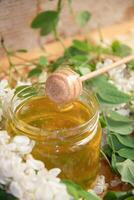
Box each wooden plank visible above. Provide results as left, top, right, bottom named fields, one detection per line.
left=0, top=0, right=134, bottom=55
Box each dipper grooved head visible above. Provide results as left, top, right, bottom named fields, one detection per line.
left=45, top=68, right=82, bottom=104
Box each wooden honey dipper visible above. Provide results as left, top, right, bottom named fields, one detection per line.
left=46, top=54, right=134, bottom=104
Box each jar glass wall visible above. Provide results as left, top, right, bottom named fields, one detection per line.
left=7, top=83, right=102, bottom=189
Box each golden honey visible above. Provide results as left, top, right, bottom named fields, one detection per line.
left=7, top=84, right=102, bottom=189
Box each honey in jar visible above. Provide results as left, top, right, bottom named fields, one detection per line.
left=7, top=83, right=102, bottom=189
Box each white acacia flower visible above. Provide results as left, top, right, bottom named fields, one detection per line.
left=35, top=180, right=69, bottom=200
left=0, top=130, right=10, bottom=144
left=17, top=81, right=31, bottom=87
left=38, top=71, right=48, bottom=83
left=0, top=79, right=8, bottom=96
left=25, top=155, right=44, bottom=171
left=11, top=136, right=35, bottom=155
left=93, top=175, right=108, bottom=195
left=116, top=108, right=130, bottom=116
left=0, top=80, right=13, bottom=115
left=1, top=89, right=15, bottom=118
left=98, top=59, right=134, bottom=94
left=0, top=147, right=22, bottom=185
left=9, top=181, right=23, bottom=199
left=0, top=131, right=71, bottom=200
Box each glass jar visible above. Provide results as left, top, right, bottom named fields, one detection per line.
left=7, top=83, right=102, bottom=189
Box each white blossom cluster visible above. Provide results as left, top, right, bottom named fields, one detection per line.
left=0, top=130, right=71, bottom=200
left=93, top=175, right=108, bottom=195
left=0, top=79, right=14, bottom=120
left=96, top=58, right=134, bottom=94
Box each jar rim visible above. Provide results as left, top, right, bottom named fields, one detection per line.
left=9, top=83, right=99, bottom=138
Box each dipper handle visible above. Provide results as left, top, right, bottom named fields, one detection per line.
left=80, top=54, right=134, bottom=82
left=45, top=54, right=134, bottom=104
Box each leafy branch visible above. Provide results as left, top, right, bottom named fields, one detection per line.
left=0, top=37, right=48, bottom=85
left=1, top=36, right=14, bottom=86
left=31, top=0, right=91, bottom=49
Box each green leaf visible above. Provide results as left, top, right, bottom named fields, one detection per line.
left=106, top=118, right=133, bottom=135
left=40, top=24, right=54, bottom=36
left=111, top=153, right=118, bottom=173
left=15, top=85, right=31, bottom=95
left=63, top=181, right=79, bottom=200
left=16, top=49, right=28, bottom=53
left=99, top=114, right=107, bottom=128
left=31, top=11, right=59, bottom=35
left=112, top=133, right=134, bottom=148
left=128, top=60, right=134, bottom=70
left=118, top=148, right=134, bottom=160
left=39, top=56, right=48, bottom=67
left=62, top=180, right=101, bottom=200
left=96, top=94, right=117, bottom=106
left=111, top=40, right=132, bottom=57
left=71, top=40, right=111, bottom=55
left=15, top=85, right=37, bottom=98
left=0, top=188, right=17, bottom=200
left=72, top=40, right=90, bottom=52
left=104, top=191, right=133, bottom=200
left=64, top=47, right=81, bottom=57
left=104, top=191, right=118, bottom=200
left=50, top=56, right=67, bottom=71
left=88, top=75, right=108, bottom=88
left=106, top=110, right=131, bottom=122
left=89, top=75, right=130, bottom=104
left=89, top=63, right=96, bottom=71
left=69, top=54, right=92, bottom=75
left=78, top=66, right=91, bottom=75
left=28, top=68, right=42, bottom=77
left=116, top=159, right=134, bottom=186
left=69, top=55, right=89, bottom=65
left=107, top=134, right=125, bottom=151
left=125, top=197, right=134, bottom=200
left=98, top=89, right=130, bottom=105
left=80, top=190, right=101, bottom=200
left=103, top=144, right=112, bottom=158
left=31, top=10, right=58, bottom=28
left=76, top=11, right=91, bottom=26
left=111, top=153, right=125, bottom=173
